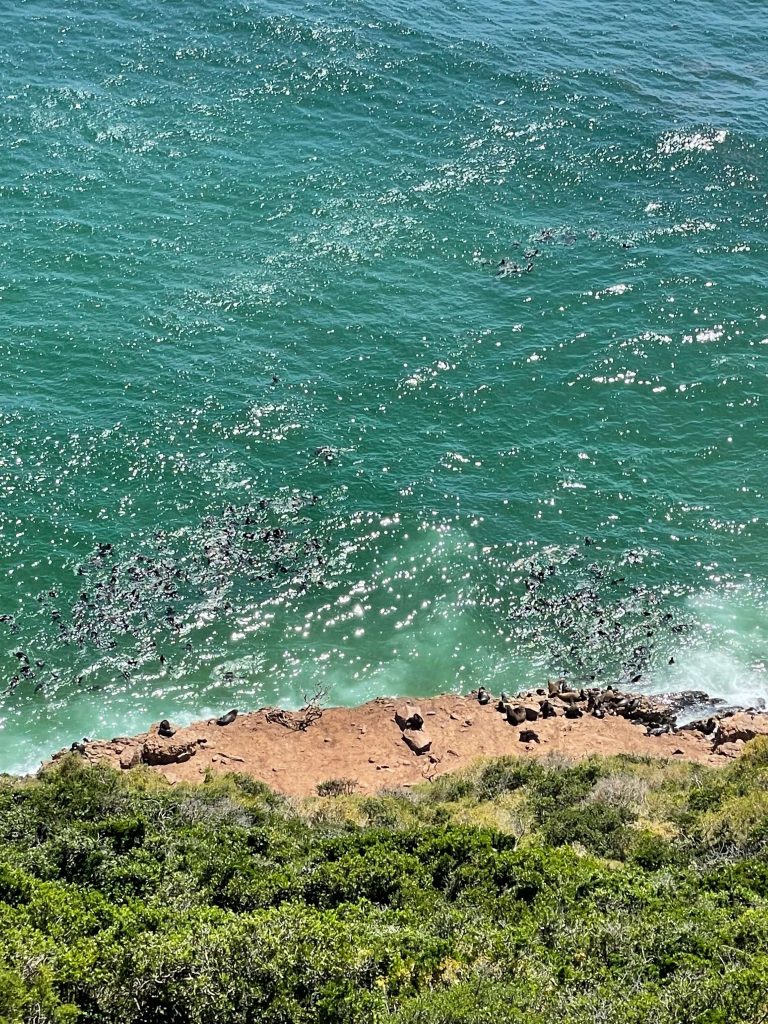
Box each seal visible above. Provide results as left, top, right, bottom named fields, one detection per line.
left=477, top=687, right=491, bottom=706
left=158, top=719, right=176, bottom=738
left=560, top=690, right=580, bottom=705
left=216, top=709, right=238, bottom=727
left=646, top=725, right=669, bottom=737
left=506, top=705, right=527, bottom=726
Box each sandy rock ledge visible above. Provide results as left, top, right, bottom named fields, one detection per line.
left=48, top=687, right=768, bottom=797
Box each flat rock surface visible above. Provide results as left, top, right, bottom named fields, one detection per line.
left=49, top=691, right=744, bottom=796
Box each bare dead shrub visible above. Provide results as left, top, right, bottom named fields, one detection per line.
left=265, top=687, right=328, bottom=731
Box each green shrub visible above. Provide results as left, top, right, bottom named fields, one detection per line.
left=529, top=758, right=609, bottom=819
left=0, top=754, right=765, bottom=1022
left=303, top=847, right=428, bottom=909
left=475, top=757, right=545, bottom=800
left=414, top=825, right=516, bottom=897
left=628, top=830, right=683, bottom=870
left=541, top=802, right=632, bottom=858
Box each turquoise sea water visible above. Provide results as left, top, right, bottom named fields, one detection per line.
left=2, top=0, right=768, bottom=772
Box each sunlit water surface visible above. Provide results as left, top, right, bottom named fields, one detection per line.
left=2, top=0, right=768, bottom=771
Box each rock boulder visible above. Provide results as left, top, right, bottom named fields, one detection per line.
left=713, top=712, right=768, bottom=750
left=402, top=729, right=432, bottom=754
left=141, top=736, right=198, bottom=765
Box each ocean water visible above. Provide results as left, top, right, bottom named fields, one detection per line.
left=2, top=0, right=768, bottom=773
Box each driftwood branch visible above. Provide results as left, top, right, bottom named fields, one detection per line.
left=265, top=687, right=328, bottom=732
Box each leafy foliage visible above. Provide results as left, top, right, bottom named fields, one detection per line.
left=0, top=749, right=767, bottom=1022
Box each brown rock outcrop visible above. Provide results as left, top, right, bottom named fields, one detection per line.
left=43, top=688, right=763, bottom=798
left=141, top=736, right=199, bottom=765
left=713, top=712, right=768, bottom=750
left=119, top=747, right=141, bottom=770
left=402, top=729, right=432, bottom=755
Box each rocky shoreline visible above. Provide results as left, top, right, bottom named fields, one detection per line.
left=49, top=683, right=768, bottom=796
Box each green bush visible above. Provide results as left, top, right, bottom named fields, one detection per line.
left=303, top=847, right=428, bottom=908
left=541, top=802, right=632, bottom=858
left=0, top=753, right=765, bottom=1022
left=474, top=757, right=545, bottom=800
left=627, top=830, right=682, bottom=870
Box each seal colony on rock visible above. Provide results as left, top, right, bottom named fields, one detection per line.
left=46, top=685, right=768, bottom=797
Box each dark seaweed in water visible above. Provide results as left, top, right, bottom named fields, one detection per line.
left=5, top=492, right=327, bottom=694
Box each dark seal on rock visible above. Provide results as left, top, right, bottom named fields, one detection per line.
left=506, top=705, right=527, bottom=726
left=158, top=719, right=176, bottom=738
left=680, top=716, right=717, bottom=736
left=540, top=700, right=557, bottom=719
left=395, top=704, right=424, bottom=731
left=216, top=709, right=238, bottom=727
left=519, top=728, right=540, bottom=744
left=564, top=705, right=583, bottom=719
left=477, top=687, right=491, bottom=705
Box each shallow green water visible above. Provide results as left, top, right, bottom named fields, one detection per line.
left=2, top=0, right=768, bottom=772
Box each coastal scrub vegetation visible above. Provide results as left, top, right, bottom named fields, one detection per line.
left=1, top=746, right=768, bottom=1022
